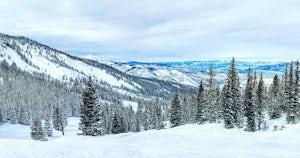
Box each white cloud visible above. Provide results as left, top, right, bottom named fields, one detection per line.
left=1, top=0, right=300, bottom=61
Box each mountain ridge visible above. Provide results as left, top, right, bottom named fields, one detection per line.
left=0, top=33, right=195, bottom=103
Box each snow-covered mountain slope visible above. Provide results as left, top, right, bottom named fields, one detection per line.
left=0, top=33, right=193, bottom=100
left=85, top=55, right=289, bottom=87
left=1, top=117, right=299, bottom=158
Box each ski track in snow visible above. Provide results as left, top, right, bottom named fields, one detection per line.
left=0, top=117, right=300, bottom=158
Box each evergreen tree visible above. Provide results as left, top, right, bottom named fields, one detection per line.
left=133, top=101, right=142, bottom=132
left=244, top=68, right=255, bottom=132
left=19, top=107, right=30, bottom=125
left=287, top=61, right=298, bottom=124
left=52, top=106, right=67, bottom=135
left=256, top=73, right=265, bottom=130
left=154, top=98, right=164, bottom=129
left=31, top=116, right=47, bottom=141
left=79, top=76, right=103, bottom=136
left=195, top=81, right=205, bottom=123
left=222, top=81, right=235, bottom=129
left=111, top=112, right=121, bottom=134
left=143, top=102, right=152, bottom=130
left=294, top=60, right=300, bottom=119
left=44, top=112, right=53, bottom=137
left=205, top=65, right=218, bottom=123
left=0, top=108, right=4, bottom=124
left=170, top=90, right=182, bottom=127
left=269, top=74, right=282, bottom=119
left=215, top=85, right=222, bottom=120
left=10, top=107, right=17, bottom=124
left=227, top=57, right=243, bottom=127
left=283, top=64, right=289, bottom=113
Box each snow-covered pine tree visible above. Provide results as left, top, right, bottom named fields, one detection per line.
left=215, top=84, right=222, bottom=121
left=195, top=80, right=205, bottom=123
left=154, top=98, right=164, bottom=129
left=133, top=101, right=142, bottom=132
left=149, top=101, right=156, bottom=130
left=244, top=68, right=255, bottom=132
left=256, top=73, right=265, bottom=130
left=93, top=103, right=106, bottom=136
left=205, top=65, right=218, bottom=123
left=283, top=64, right=289, bottom=113
left=44, top=111, right=53, bottom=137
left=111, top=112, right=121, bottom=134
left=286, top=61, right=297, bottom=124
left=52, top=106, right=67, bottom=135
left=268, top=74, right=282, bottom=119
left=227, top=57, right=243, bottom=127
left=126, top=106, right=135, bottom=132
left=0, top=108, right=4, bottom=124
left=143, top=102, right=152, bottom=130
left=10, top=106, right=17, bottom=124
left=80, top=76, right=103, bottom=136
left=170, top=90, right=182, bottom=127
left=31, top=116, right=47, bottom=141
left=19, top=107, right=30, bottom=125
left=294, top=60, right=300, bottom=119
left=222, top=80, right=235, bottom=129
left=119, top=115, right=126, bottom=133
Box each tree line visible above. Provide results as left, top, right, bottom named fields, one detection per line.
left=1, top=57, right=299, bottom=141
left=78, top=57, right=300, bottom=139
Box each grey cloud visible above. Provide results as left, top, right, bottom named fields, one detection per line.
left=1, top=0, right=300, bottom=61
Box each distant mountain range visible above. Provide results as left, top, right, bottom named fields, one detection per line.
left=85, top=55, right=289, bottom=87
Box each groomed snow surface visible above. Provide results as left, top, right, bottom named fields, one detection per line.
left=0, top=118, right=300, bottom=158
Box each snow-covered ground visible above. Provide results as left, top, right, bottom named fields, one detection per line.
left=1, top=118, right=300, bottom=158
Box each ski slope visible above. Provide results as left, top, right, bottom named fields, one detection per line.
left=0, top=118, right=300, bottom=158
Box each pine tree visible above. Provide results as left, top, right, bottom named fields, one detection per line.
left=0, top=108, right=4, bottom=124
left=154, top=98, right=164, bottom=129
left=31, top=116, right=47, bottom=141
left=44, top=112, right=53, bottom=137
left=143, top=103, right=152, bottom=130
left=286, top=61, right=297, bottom=124
left=170, top=90, right=182, bottom=127
left=244, top=68, right=255, bottom=132
left=19, top=107, right=30, bottom=125
left=205, top=65, right=218, bottom=123
left=195, top=81, right=205, bottom=123
left=215, top=85, right=222, bottom=120
left=294, top=60, right=300, bottom=119
left=227, top=57, right=243, bottom=127
left=52, top=106, right=67, bottom=135
left=80, top=76, right=103, bottom=136
left=269, top=74, right=282, bottom=119
left=222, top=81, right=235, bottom=129
left=133, top=101, right=142, bottom=132
left=111, top=112, right=121, bottom=134
left=10, top=107, right=17, bottom=124
left=256, top=73, right=265, bottom=130
left=283, top=64, right=289, bottom=113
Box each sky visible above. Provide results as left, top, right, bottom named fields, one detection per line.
left=1, top=0, right=300, bottom=62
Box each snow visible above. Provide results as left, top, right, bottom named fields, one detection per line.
left=1, top=117, right=300, bottom=158
left=0, top=40, right=138, bottom=91
left=122, top=100, right=138, bottom=111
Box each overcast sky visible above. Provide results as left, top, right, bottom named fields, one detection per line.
left=1, top=0, right=300, bottom=61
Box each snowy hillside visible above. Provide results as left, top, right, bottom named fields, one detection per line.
left=85, top=55, right=289, bottom=87
left=1, top=117, right=299, bottom=158
left=0, top=33, right=193, bottom=101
